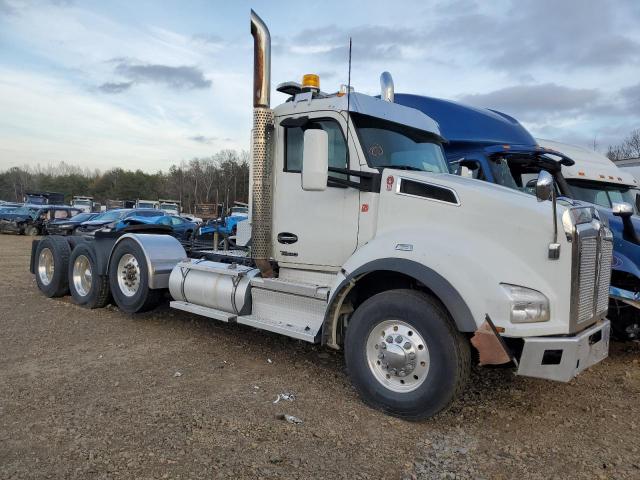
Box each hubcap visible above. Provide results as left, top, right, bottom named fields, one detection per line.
left=37, top=248, right=54, bottom=286
left=366, top=319, right=430, bottom=393
left=72, top=254, right=92, bottom=297
left=117, top=253, right=140, bottom=297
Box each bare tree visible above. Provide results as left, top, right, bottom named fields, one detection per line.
left=607, top=129, right=640, bottom=161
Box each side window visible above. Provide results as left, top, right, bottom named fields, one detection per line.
left=284, top=119, right=348, bottom=178
left=54, top=210, right=68, bottom=219
left=171, top=216, right=183, bottom=226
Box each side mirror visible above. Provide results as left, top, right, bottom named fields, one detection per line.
left=535, top=170, right=554, bottom=202
left=612, top=202, right=634, bottom=218
left=301, top=129, right=328, bottom=191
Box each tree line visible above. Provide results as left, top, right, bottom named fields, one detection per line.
left=0, top=150, right=250, bottom=212
left=607, top=129, right=640, bottom=162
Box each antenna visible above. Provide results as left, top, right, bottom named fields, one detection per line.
left=345, top=37, right=352, bottom=152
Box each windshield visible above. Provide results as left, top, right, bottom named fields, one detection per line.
left=352, top=113, right=448, bottom=173
left=160, top=204, right=178, bottom=212
left=74, top=199, right=91, bottom=206
left=138, top=201, right=156, bottom=209
left=93, top=210, right=130, bottom=222
left=568, top=180, right=638, bottom=213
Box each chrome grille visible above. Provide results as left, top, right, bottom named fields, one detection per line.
left=571, top=216, right=613, bottom=330
left=577, top=237, right=597, bottom=323
left=596, top=233, right=613, bottom=315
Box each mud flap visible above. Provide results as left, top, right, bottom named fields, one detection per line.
left=470, top=315, right=514, bottom=366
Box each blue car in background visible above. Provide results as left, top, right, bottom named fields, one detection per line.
left=115, top=214, right=198, bottom=241
left=76, top=208, right=164, bottom=235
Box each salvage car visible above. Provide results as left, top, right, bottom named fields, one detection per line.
left=46, top=212, right=100, bottom=236
left=75, top=208, right=164, bottom=235
left=115, top=214, right=198, bottom=241
left=0, top=205, right=82, bottom=235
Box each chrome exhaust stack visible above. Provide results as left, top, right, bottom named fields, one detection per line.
left=380, top=71, right=394, bottom=102
left=250, top=10, right=274, bottom=277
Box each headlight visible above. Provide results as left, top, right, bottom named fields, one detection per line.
left=500, top=284, right=550, bottom=323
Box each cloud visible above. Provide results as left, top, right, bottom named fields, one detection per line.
left=426, top=0, right=640, bottom=71
left=459, top=83, right=601, bottom=120
left=0, top=0, right=16, bottom=15
left=621, top=83, right=640, bottom=104
left=98, top=81, right=133, bottom=94
left=113, top=60, right=211, bottom=90
left=192, top=33, right=224, bottom=46
left=189, top=135, right=217, bottom=144
left=288, top=24, right=427, bottom=63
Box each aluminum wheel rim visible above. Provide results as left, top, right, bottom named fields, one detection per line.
left=72, top=254, right=92, bottom=297
left=37, top=248, right=54, bottom=286
left=366, top=319, right=430, bottom=393
left=117, top=253, right=140, bottom=297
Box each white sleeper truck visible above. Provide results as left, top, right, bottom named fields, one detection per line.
left=30, top=11, right=612, bottom=419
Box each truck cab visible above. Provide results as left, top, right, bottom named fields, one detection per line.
left=538, top=139, right=640, bottom=340
left=71, top=196, right=94, bottom=213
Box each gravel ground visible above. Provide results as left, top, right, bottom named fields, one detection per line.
left=0, top=234, right=639, bottom=479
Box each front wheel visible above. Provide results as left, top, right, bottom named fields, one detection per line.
left=344, top=289, right=470, bottom=420
left=25, top=225, right=39, bottom=236
left=108, top=239, right=162, bottom=313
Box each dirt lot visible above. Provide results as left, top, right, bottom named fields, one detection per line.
left=0, top=235, right=639, bottom=479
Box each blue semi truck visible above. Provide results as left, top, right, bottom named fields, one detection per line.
left=394, top=94, right=640, bottom=340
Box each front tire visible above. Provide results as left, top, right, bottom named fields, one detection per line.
left=344, top=289, right=470, bottom=420
left=34, top=236, right=71, bottom=297
left=108, top=239, right=162, bottom=313
left=68, top=243, right=111, bottom=309
left=25, top=225, right=39, bottom=236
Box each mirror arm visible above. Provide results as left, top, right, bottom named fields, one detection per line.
left=549, top=185, right=561, bottom=260
left=327, top=167, right=382, bottom=192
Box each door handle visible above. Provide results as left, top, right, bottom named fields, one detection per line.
left=277, top=232, right=298, bottom=244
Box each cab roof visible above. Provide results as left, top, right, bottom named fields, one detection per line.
left=537, top=138, right=638, bottom=187
left=393, top=94, right=536, bottom=146
left=274, top=91, right=442, bottom=140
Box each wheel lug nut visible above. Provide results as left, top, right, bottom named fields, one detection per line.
left=381, top=343, right=387, bottom=350
left=395, top=336, right=403, bottom=343
left=408, top=352, right=416, bottom=359
left=386, top=336, right=393, bottom=343
left=378, top=353, right=384, bottom=359
left=399, top=369, right=405, bottom=377
left=403, top=342, right=411, bottom=350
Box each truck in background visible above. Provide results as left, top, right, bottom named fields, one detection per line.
left=393, top=94, right=634, bottom=341
left=136, top=199, right=159, bottom=209
left=28, top=11, right=612, bottom=419
left=24, top=191, right=65, bottom=206
left=71, top=196, right=94, bottom=213
left=537, top=139, right=640, bottom=340
left=616, top=158, right=640, bottom=182
left=158, top=199, right=181, bottom=215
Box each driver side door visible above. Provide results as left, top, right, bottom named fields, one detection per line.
left=272, top=112, right=360, bottom=269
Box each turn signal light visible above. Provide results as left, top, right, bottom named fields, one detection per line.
left=302, top=73, right=320, bottom=90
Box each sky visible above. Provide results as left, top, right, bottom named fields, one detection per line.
left=0, top=0, right=639, bottom=172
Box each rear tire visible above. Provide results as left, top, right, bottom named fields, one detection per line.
left=344, top=289, right=470, bottom=420
left=68, top=243, right=111, bottom=309
left=108, top=239, right=162, bottom=313
left=25, top=225, right=39, bottom=236
left=34, top=236, right=71, bottom=297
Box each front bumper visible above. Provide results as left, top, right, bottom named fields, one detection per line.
left=517, top=319, right=610, bottom=382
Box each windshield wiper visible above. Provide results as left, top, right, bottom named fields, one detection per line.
left=374, top=164, right=423, bottom=171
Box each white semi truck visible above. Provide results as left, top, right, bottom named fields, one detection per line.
left=71, top=196, right=94, bottom=213
left=29, top=11, right=612, bottom=419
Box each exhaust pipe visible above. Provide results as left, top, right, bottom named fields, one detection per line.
left=380, top=72, right=394, bottom=102
left=250, top=10, right=274, bottom=277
